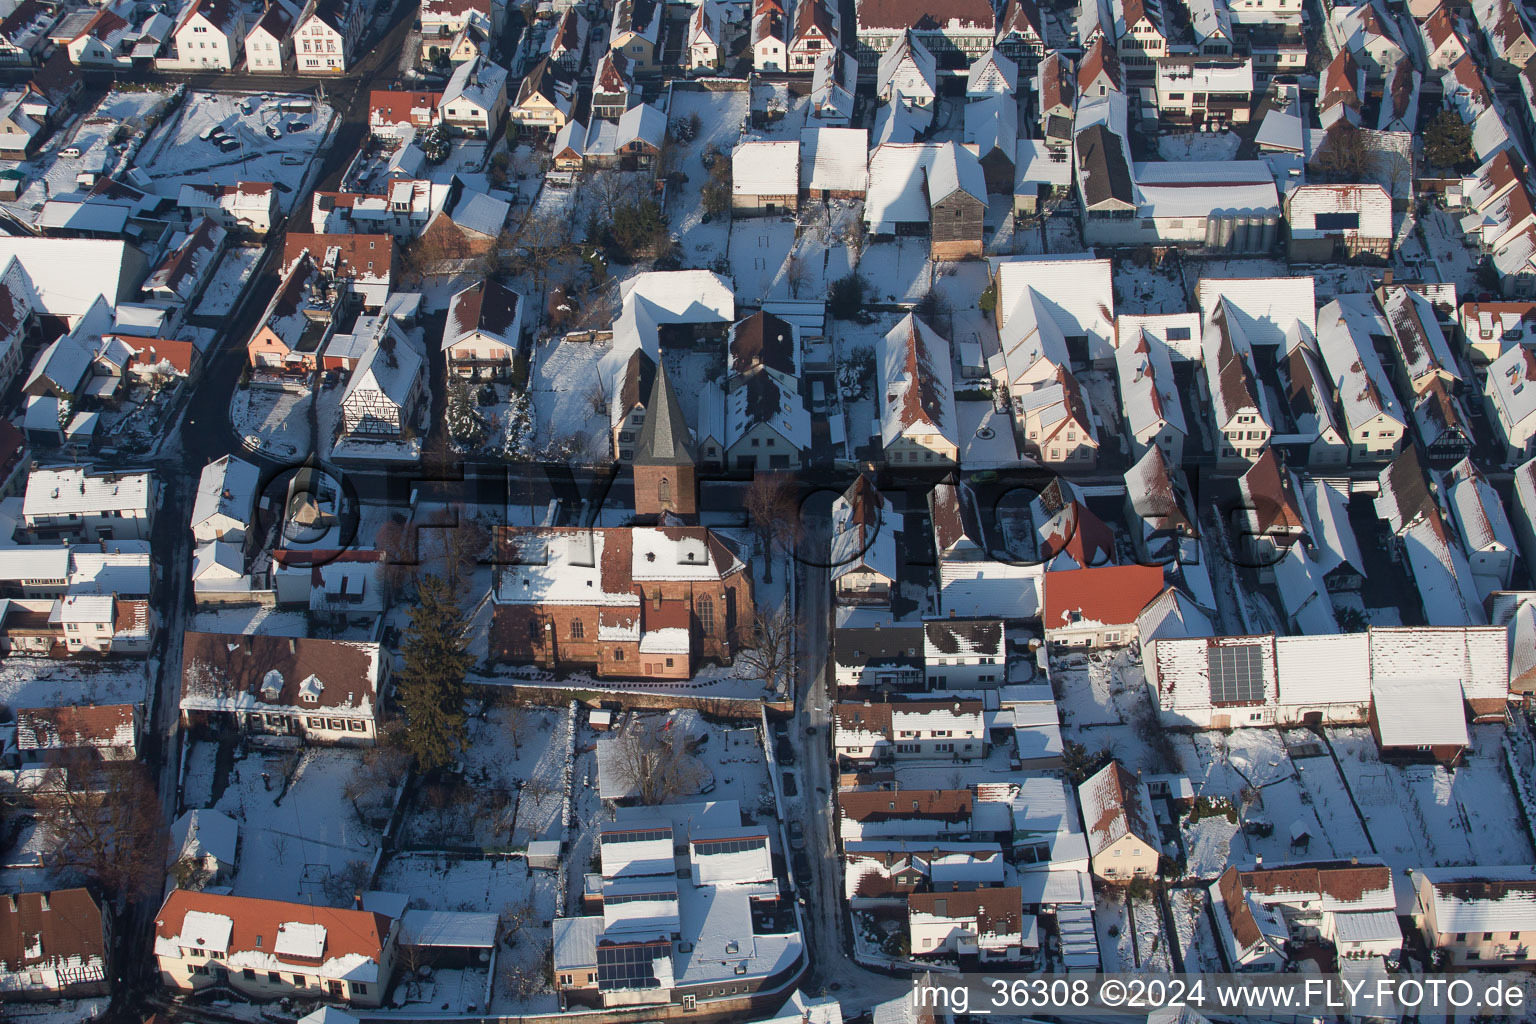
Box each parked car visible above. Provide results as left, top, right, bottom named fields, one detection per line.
left=793, top=852, right=812, bottom=888
left=788, top=821, right=805, bottom=850
left=782, top=771, right=797, bottom=797
left=265, top=124, right=282, bottom=140
left=776, top=739, right=795, bottom=765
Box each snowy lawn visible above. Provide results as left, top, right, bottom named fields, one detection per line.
left=1157, top=132, right=1241, bottom=161
left=1168, top=887, right=1224, bottom=972
left=666, top=88, right=750, bottom=266
left=1114, top=259, right=1189, bottom=314
left=729, top=216, right=798, bottom=303
left=832, top=315, right=897, bottom=460
left=191, top=607, right=311, bottom=636
left=230, top=386, right=310, bottom=458
left=213, top=747, right=383, bottom=904
left=196, top=244, right=265, bottom=317
left=858, top=239, right=934, bottom=304
left=134, top=90, right=335, bottom=209
left=1052, top=648, right=1149, bottom=729
left=527, top=336, right=612, bottom=463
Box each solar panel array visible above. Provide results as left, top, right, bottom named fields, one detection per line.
left=604, top=889, right=675, bottom=906
left=1207, top=643, right=1265, bottom=704
left=692, top=836, right=767, bottom=856
left=601, top=827, right=673, bottom=845
left=596, top=941, right=670, bottom=990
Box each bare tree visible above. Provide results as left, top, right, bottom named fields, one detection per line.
left=504, top=704, right=528, bottom=753
left=742, top=471, right=800, bottom=583
left=39, top=757, right=164, bottom=901
left=605, top=715, right=705, bottom=804
left=440, top=511, right=491, bottom=597
left=1313, top=121, right=1372, bottom=180
left=375, top=517, right=418, bottom=606
left=587, top=169, right=638, bottom=224
left=738, top=600, right=802, bottom=698
left=785, top=253, right=807, bottom=298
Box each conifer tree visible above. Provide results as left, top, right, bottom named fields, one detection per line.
left=396, top=574, right=472, bottom=773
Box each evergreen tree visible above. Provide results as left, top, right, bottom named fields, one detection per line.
left=396, top=574, right=472, bottom=773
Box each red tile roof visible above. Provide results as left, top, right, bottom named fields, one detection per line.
left=1042, top=564, right=1165, bottom=630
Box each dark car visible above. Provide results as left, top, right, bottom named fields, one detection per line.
left=788, top=820, right=806, bottom=850
left=792, top=852, right=812, bottom=889
left=776, top=738, right=795, bottom=765
left=265, top=124, right=282, bottom=140
left=288, top=119, right=311, bottom=132
left=782, top=771, right=797, bottom=797
left=217, top=138, right=240, bottom=152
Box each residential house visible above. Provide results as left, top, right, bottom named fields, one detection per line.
left=1375, top=448, right=1489, bottom=627
left=16, top=703, right=138, bottom=762
left=923, top=619, right=1005, bottom=689
left=244, top=0, right=299, bottom=72
left=510, top=57, right=574, bottom=134
left=1124, top=445, right=1200, bottom=567
left=1460, top=299, right=1536, bottom=363
left=591, top=49, right=632, bottom=120
left=790, top=0, right=837, bottom=71
left=144, top=218, right=227, bottom=305
left=851, top=0, right=995, bottom=76
left=1277, top=336, right=1350, bottom=468
left=1314, top=298, right=1407, bottom=463
left=338, top=318, right=425, bottom=441
left=964, top=93, right=1018, bottom=194
left=1114, top=0, right=1166, bottom=74
left=293, top=0, right=361, bottom=73
left=833, top=622, right=924, bottom=693
left=1202, top=297, right=1272, bottom=467
left=1154, top=57, right=1253, bottom=126
left=281, top=233, right=392, bottom=308
left=732, top=140, right=800, bottom=216
left=1188, top=0, right=1234, bottom=54
left=1379, top=285, right=1461, bottom=403
left=838, top=789, right=973, bottom=841
left=1415, top=868, right=1536, bottom=965
left=876, top=29, right=937, bottom=109
left=926, top=141, right=986, bottom=258
left=752, top=0, right=786, bottom=70
left=64, top=1, right=136, bottom=66
left=1115, top=325, right=1186, bottom=466
left=1484, top=344, right=1536, bottom=460
left=245, top=255, right=343, bottom=374
left=369, top=89, right=441, bottom=136
left=0, top=890, right=109, bottom=999
left=1416, top=380, right=1476, bottom=467
left=191, top=454, right=260, bottom=545
left=0, top=0, right=60, bottom=66
left=1078, top=36, right=1122, bottom=98
left=549, top=7, right=589, bottom=71
left=1214, top=861, right=1399, bottom=971
left=168, top=808, right=239, bottom=885
left=443, top=278, right=521, bottom=378
left=1470, top=0, right=1535, bottom=80
left=179, top=631, right=384, bottom=743
left=1285, top=184, right=1392, bottom=260
left=967, top=47, right=1017, bottom=95
left=909, top=889, right=1036, bottom=963
left=1236, top=449, right=1310, bottom=563
left=440, top=54, right=506, bottom=137
left=801, top=127, right=869, bottom=200
left=22, top=466, right=152, bottom=541
left=994, top=0, right=1045, bottom=65
left=1079, top=760, right=1160, bottom=880
left=153, top=890, right=395, bottom=1005
left=609, top=0, right=662, bottom=71
left=879, top=313, right=959, bottom=467
left=685, top=1, right=731, bottom=69
left=834, top=700, right=986, bottom=762
left=1037, top=51, right=1075, bottom=148
left=1319, top=48, right=1363, bottom=127
left=1445, top=457, right=1518, bottom=595
left=169, top=0, right=245, bottom=69
left=810, top=49, right=858, bottom=124
left=1042, top=564, right=1165, bottom=648
left=1328, top=0, right=1405, bottom=84
left=489, top=526, right=753, bottom=679
left=1419, top=6, right=1467, bottom=70
left=830, top=475, right=896, bottom=606
left=177, top=181, right=278, bottom=237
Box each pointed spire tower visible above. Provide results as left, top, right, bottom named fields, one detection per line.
left=632, top=362, right=698, bottom=517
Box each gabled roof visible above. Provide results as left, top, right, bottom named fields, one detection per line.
left=0, top=889, right=106, bottom=979
left=1043, top=564, right=1164, bottom=631
left=1080, top=760, right=1158, bottom=855
left=445, top=278, right=520, bottom=351
left=1078, top=36, right=1121, bottom=92
left=180, top=631, right=380, bottom=715
left=879, top=313, right=957, bottom=448
left=855, top=0, right=994, bottom=33
left=1239, top=450, right=1308, bottom=535
left=1075, top=123, right=1133, bottom=208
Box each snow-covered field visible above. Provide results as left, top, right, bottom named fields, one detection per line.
left=196, top=244, right=265, bottom=317
left=209, top=747, right=383, bottom=904
left=191, top=607, right=312, bottom=637
left=665, top=87, right=751, bottom=266
left=133, top=90, right=335, bottom=210
left=527, top=336, right=611, bottom=462
left=729, top=216, right=799, bottom=303
left=1157, top=132, right=1241, bottom=161
left=230, top=386, right=311, bottom=458
left=859, top=239, right=935, bottom=305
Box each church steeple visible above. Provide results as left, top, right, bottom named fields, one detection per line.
left=632, top=363, right=697, bottom=517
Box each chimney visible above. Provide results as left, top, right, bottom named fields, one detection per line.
left=1382, top=268, right=1394, bottom=286
left=1255, top=854, right=1263, bottom=867
left=353, top=890, right=363, bottom=910
left=288, top=637, right=297, bottom=653
left=1351, top=856, right=1359, bottom=865
left=37, top=893, right=48, bottom=911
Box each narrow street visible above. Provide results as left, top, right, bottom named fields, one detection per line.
left=791, top=512, right=909, bottom=1014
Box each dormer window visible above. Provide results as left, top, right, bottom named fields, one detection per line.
left=302, top=692, right=318, bottom=704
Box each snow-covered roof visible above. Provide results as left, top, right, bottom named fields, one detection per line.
left=1287, top=183, right=1392, bottom=239
left=732, top=139, right=800, bottom=197
left=1115, top=327, right=1186, bottom=441
left=1275, top=632, right=1370, bottom=707
left=23, top=466, right=150, bottom=517
left=1015, top=139, right=1072, bottom=190
left=878, top=313, right=957, bottom=449
left=169, top=808, right=239, bottom=868
left=1381, top=285, right=1460, bottom=388
left=1302, top=478, right=1364, bottom=579
left=800, top=127, right=868, bottom=193
left=1197, top=277, right=1316, bottom=348
left=1370, top=676, right=1470, bottom=747
left=1418, top=868, right=1536, bottom=932
left=1369, top=625, right=1508, bottom=704
left=1314, top=298, right=1406, bottom=433
left=1079, top=760, right=1158, bottom=855
left=1446, top=458, right=1517, bottom=557
left=991, top=254, right=1115, bottom=362
left=1401, top=515, right=1488, bottom=626
left=192, top=455, right=259, bottom=532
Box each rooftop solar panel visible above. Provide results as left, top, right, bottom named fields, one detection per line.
left=1208, top=642, right=1265, bottom=704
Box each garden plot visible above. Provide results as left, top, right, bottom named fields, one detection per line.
left=134, top=90, right=334, bottom=208
left=1331, top=725, right=1532, bottom=869
left=1167, top=887, right=1224, bottom=972
left=832, top=315, right=898, bottom=460
left=0, top=658, right=147, bottom=709
left=1157, top=132, right=1241, bottom=161
left=1114, top=260, right=1189, bottom=314
left=527, top=336, right=612, bottom=463
left=1052, top=648, right=1150, bottom=729
left=858, top=239, right=934, bottom=304
left=1178, top=729, right=1355, bottom=879
left=195, top=245, right=265, bottom=317
left=398, top=704, right=569, bottom=848
left=375, top=854, right=560, bottom=1014
left=213, top=747, right=383, bottom=904
left=191, top=606, right=310, bottom=637
left=666, top=88, right=751, bottom=265
left=729, top=217, right=798, bottom=303
left=231, top=386, right=311, bottom=459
